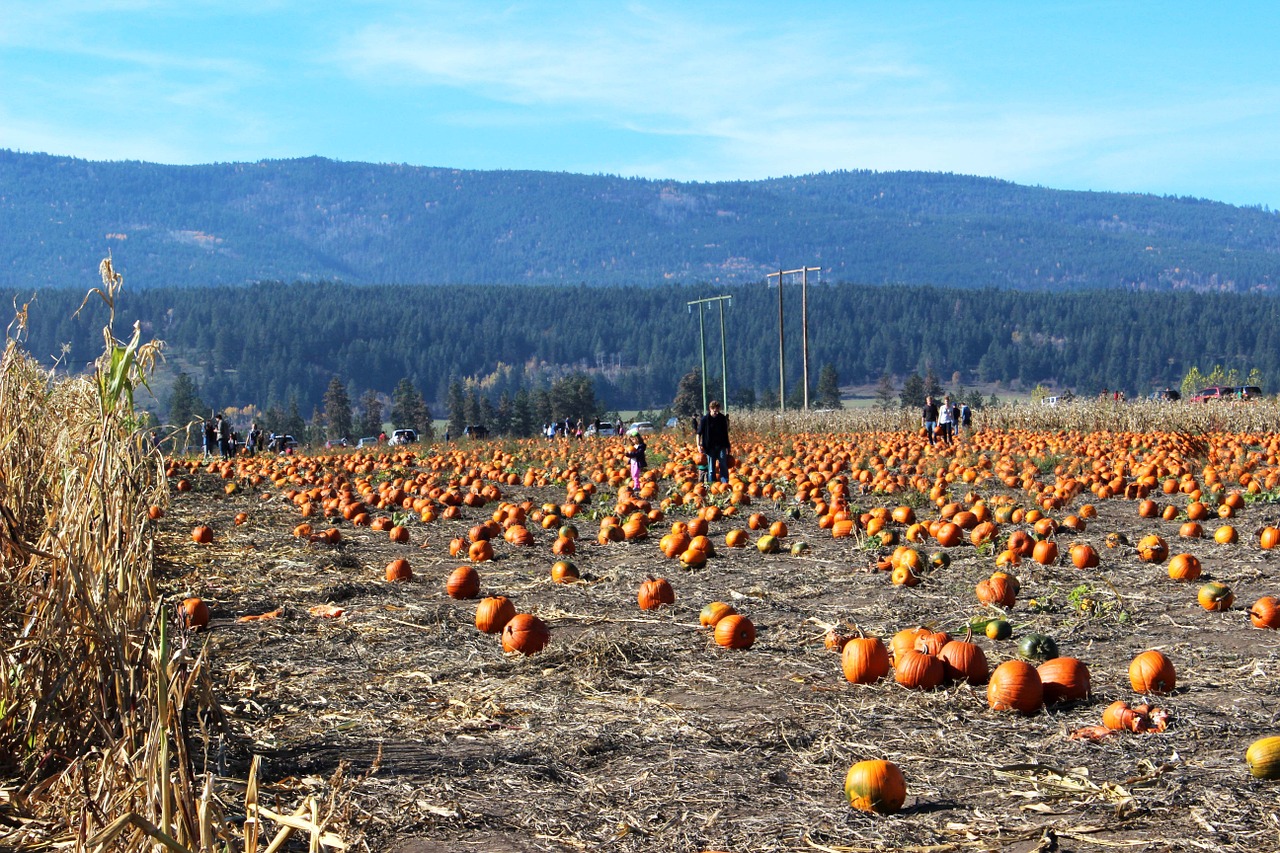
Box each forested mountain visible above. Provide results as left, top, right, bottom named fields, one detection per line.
left=7, top=281, right=1278, bottom=426
left=2, top=149, right=1278, bottom=293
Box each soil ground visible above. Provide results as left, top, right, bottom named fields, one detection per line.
left=156, top=433, right=1280, bottom=852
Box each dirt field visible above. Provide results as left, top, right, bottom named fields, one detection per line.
left=155, top=431, right=1280, bottom=853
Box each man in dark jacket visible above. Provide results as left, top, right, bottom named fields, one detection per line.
left=922, top=396, right=939, bottom=445
left=697, top=401, right=731, bottom=484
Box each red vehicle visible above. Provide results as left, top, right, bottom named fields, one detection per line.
left=1191, top=385, right=1263, bottom=402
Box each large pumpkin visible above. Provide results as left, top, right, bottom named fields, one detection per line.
left=844, top=759, right=907, bottom=815
left=842, top=636, right=891, bottom=685
left=937, top=638, right=989, bottom=685
left=1036, top=657, right=1091, bottom=704
left=987, top=659, right=1043, bottom=713
left=501, top=613, right=550, bottom=654
left=894, top=649, right=944, bottom=690
left=1128, top=649, right=1176, bottom=694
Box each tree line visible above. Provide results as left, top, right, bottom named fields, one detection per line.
left=7, top=280, right=1280, bottom=443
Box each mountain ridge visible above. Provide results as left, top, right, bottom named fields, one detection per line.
left=1, top=148, right=1277, bottom=292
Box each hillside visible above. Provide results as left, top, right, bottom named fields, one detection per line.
left=2, top=149, right=1278, bottom=291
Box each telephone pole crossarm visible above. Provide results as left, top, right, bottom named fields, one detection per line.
left=686, top=295, right=734, bottom=412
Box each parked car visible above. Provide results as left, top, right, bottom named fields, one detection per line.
left=324, top=437, right=349, bottom=449
left=1238, top=385, right=1263, bottom=400
left=268, top=434, right=297, bottom=452
left=389, top=428, right=418, bottom=445
left=629, top=421, right=656, bottom=435
left=356, top=436, right=378, bottom=449
left=665, top=416, right=681, bottom=429
left=463, top=424, right=489, bottom=439
left=1191, top=386, right=1235, bottom=402
left=585, top=423, right=618, bottom=437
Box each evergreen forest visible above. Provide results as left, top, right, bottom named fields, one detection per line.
left=7, top=280, right=1279, bottom=435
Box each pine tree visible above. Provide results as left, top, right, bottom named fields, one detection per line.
left=924, top=369, right=945, bottom=400
left=447, top=381, right=467, bottom=437
left=874, top=373, right=897, bottom=410
left=323, top=377, right=353, bottom=440
left=899, top=373, right=926, bottom=409
left=814, top=363, right=843, bottom=409
left=168, top=372, right=205, bottom=427
left=357, top=390, right=383, bottom=438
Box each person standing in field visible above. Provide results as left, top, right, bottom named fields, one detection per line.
left=697, top=400, right=731, bottom=484
left=922, top=396, right=939, bottom=445
left=938, top=395, right=955, bottom=445
left=625, top=433, right=647, bottom=490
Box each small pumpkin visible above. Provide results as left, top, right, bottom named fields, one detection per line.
left=191, top=525, right=213, bottom=545
left=475, top=596, right=516, bottom=633
left=844, top=759, right=907, bottom=815
left=550, top=560, right=579, bottom=583
left=180, top=597, right=210, bottom=630
left=984, top=618, right=1012, bottom=640
left=1259, top=527, right=1280, bottom=550
left=987, top=659, right=1043, bottom=713
left=714, top=614, right=756, bottom=649
left=1197, top=581, right=1234, bottom=612
left=385, top=558, right=412, bottom=582
left=446, top=565, right=481, bottom=599
left=1129, top=649, right=1176, bottom=694
left=501, top=613, right=550, bottom=654
left=1248, top=595, right=1280, bottom=629
left=1016, top=633, right=1059, bottom=662
left=699, top=601, right=736, bottom=627
left=1069, top=543, right=1099, bottom=569
left=755, top=534, right=781, bottom=554
left=841, top=636, right=891, bottom=684
left=388, top=525, right=410, bottom=544
left=1166, top=553, right=1202, bottom=581
left=1136, top=534, right=1169, bottom=564
left=1246, top=736, right=1280, bottom=780
left=637, top=577, right=675, bottom=610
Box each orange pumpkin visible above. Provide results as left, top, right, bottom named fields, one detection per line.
left=475, top=596, right=516, bottom=634
left=1166, top=553, right=1201, bottom=581
left=501, top=613, right=550, bottom=654
left=987, top=659, right=1043, bottom=713
left=844, top=759, right=907, bottom=815
left=1128, top=649, right=1176, bottom=694
left=841, top=636, right=891, bottom=684
left=637, top=577, right=675, bottom=610
left=893, top=649, right=944, bottom=690
left=385, top=558, right=412, bottom=582
left=1036, top=657, right=1090, bottom=704
left=699, top=601, right=736, bottom=628
left=180, top=597, right=210, bottom=630
left=446, top=565, right=480, bottom=599
left=1249, top=595, right=1280, bottom=629
left=714, top=614, right=756, bottom=649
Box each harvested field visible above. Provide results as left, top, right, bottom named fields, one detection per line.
left=154, top=420, right=1280, bottom=852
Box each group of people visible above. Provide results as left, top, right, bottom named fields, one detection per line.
left=921, top=395, right=972, bottom=446
left=201, top=415, right=259, bottom=458
left=200, top=415, right=280, bottom=457
left=543, top=418, right=624, bottom=440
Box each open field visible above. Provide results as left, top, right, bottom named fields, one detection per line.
left=144, top=402, right=1280, bottom=852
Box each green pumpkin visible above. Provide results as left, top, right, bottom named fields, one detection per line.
left=1016, top=633, right=1059, bottom=661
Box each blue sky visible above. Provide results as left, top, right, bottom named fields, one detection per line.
left=3, top=1, right=1278, bottom=208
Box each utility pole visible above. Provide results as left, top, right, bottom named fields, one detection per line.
left=687, top=295, right=733, bottom=412
left=765, top=266, right=820, bottom=411
left=799, top=265, right=820, bottom=410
